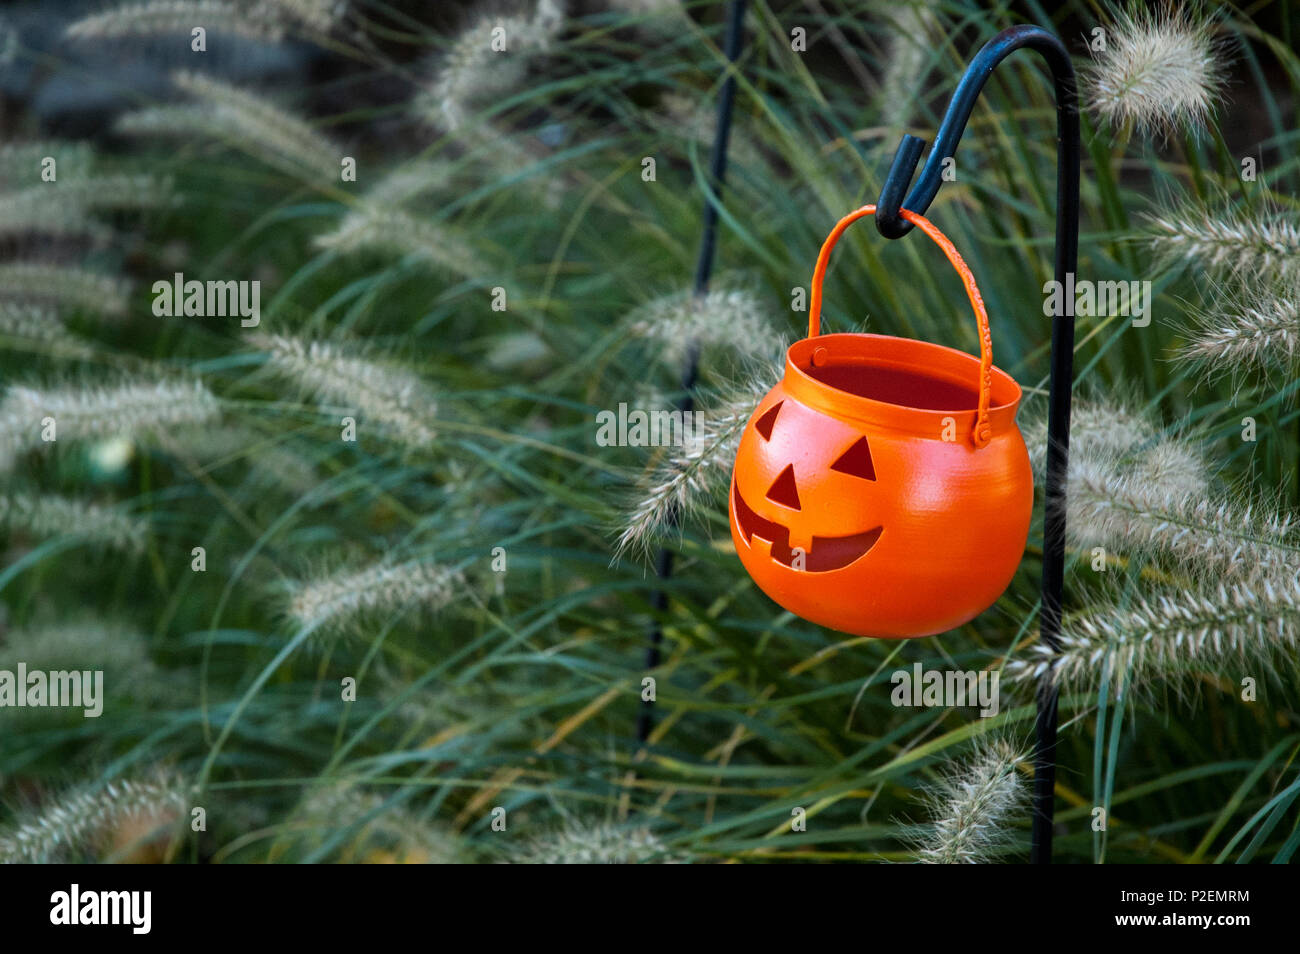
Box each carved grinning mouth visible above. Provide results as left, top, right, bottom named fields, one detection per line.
left=732, top=482, right=883, bottom=572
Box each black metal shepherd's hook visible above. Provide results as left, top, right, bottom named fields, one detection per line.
left=874, top=25, right=1081, bottom=863
left=639, top=15, right=1078, bottom=863
left=638, top=0, right=748, bottom=745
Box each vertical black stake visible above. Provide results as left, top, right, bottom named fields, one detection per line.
left=874, top=25, right=1080, bottom=863
left=638, top=0, right=748, bottom=745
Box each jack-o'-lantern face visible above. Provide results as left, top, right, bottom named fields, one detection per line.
left=730, top=397, right=884, bottom=572
left=730, top=392, right=898, bottom=573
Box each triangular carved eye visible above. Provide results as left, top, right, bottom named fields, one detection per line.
left=754, top=401, right=783, bottom=440
left=831, top=437, right=876, bottom=480
left=766, top=464, right=801, bottom=510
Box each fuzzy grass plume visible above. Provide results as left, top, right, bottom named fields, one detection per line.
left=1177, top=274, right=1300, bottom=386
left=1017, top=400, right=1300, bottom=699
left=290, top=783, right=465, bottom=863
left=913, top=739, right=1027, bottom=864
left=0, top=621, right=154, bottom=674
left=1009, top=576, right=1300, bottom=698
left=0, top=620, right=169, bottom=705
left=0, top=264, right=131, bottom=317
left=0, top=141, right=94, bottom=185
left=508, top=819, right=678, bottom=864
left=1065, top=454, right=1299, bottom=580
left=1147, top=198, right=1300, bottom=282
left=363, top=159, right=457, bottom=206
left=1021, top=398, right=1300, bottom=580
left=0, top=192, right=107, bottom=243
left=615, top=373, right=773, bottom=559
left=285, top=559, right=464, bottom=632
left=0, top=377, right=220, bottom=465
left=1082, top=3, right=1227, bottom=138
left=170, top=69, right=338, bottom=178
left=265, top=0, right=348, bottom=34
left=117, top=71, right=340, bottom=181
left=877, top=0, right=944, bottom=132
left=1023, top=396, right=1158, bottom=478
left=607, top=0, right=682, bottom=13
left=0, top=493, right=147, bottom=551
left=0, top=304, right=95, bottom=360
left=422, top=2, right=565, bottom=132
left=251, top=333, right=438, bottom=449
left=605, top=0, right=685, bottom=42
left=0, top=770, right=190, bottom=863
left=67, top=0, right=347, bottom=43
left=0, top=175, right=174, bottom=243
left=66, top=1, right=289, bottom=43
left=625, top=286, right=775, bottom=365
left=315, top=203, right=477, bottom=278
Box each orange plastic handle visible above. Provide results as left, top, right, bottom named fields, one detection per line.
left=807, top=205, right=994, bottom=449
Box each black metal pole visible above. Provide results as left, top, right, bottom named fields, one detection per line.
left=873, top=25, right=1080, bottom=863
left=638, top=0, right=748, bottom=745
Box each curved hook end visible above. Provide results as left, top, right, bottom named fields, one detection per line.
left=875, top=134, right=925, bottom=239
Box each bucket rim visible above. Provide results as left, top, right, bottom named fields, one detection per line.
left=783, top=332, right=1023, bottom=439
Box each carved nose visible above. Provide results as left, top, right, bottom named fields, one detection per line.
left=766, top=464, right=801, bottom=510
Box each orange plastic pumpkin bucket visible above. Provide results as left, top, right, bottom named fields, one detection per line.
left=728, top=205, right=1033, bottom=638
